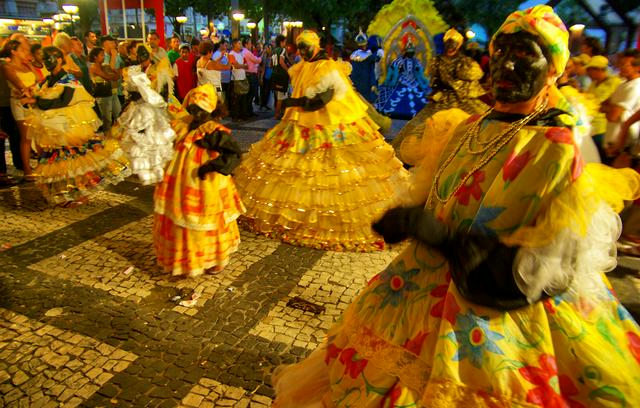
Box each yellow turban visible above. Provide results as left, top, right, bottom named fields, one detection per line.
left=490, top=5, right=569, bottom=77
left=182, top=83, right=218, bottom=113
left=296, top=30, right=320, bottom=48
left=444, top=28, right=464, bottom=45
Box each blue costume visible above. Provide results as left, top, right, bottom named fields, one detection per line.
left=349, top=30, right=378, bottom=103
left=375, top=40, right=429, bottom=119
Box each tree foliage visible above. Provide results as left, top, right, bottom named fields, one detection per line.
left=164, top=0, right=191, bottom=35
left=193, top=0, right=230, bottom=21
left=444, top=0, right=522, bottom=37
left=73, top=0, right=101, bottom=36
left=554, top=1, right=591, bottom=27
left=270, top=0, right=377, bottom=31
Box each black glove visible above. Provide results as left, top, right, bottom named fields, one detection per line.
left=282, top=97, right=305, bottom=109
left=373, top=205, right=544, bottom=310
left=194, top=130, right=228, bottom=150
left=195, top=130, right=242, bottom=179
left=282, top=88, right=335, bottom=112
left=372, top=205, right=449, bottom=245
left=197, top=160, right=220, bottom=180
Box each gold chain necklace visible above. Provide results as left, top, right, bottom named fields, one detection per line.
left=428, top=101, right=548, bottom=207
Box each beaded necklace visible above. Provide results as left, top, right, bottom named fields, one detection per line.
left=428, top=100, right=548, bottom=207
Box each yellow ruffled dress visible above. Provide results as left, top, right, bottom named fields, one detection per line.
left=26, top=73, right=129, bottom=204
left=273, top=108, right=640, bottom=407
left=234, top=58, right=410, bottom=251
left=153, top=120, right=245, bottom=276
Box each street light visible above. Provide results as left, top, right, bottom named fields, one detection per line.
left=62, top=4, right=79, bottom=15
left=569, top=24, right=585, bottom=32
left=176, top=15, right=187, bottom=36
left=232, top=11, right=244, bottom=21
left=246, top=22, right=256, bottom=29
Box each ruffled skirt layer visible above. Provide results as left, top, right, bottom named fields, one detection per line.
left=34, top=138, right=130, bottom=204
left=153, top=213, right=240, bottom=276
left=234, top=117, right=409, bottom=251
left=391, top=93, right=489, bottom=164
left=113, top=100, right=176, bottom=185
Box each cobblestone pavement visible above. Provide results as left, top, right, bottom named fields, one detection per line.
left=1, top=115, right=639, bottom=407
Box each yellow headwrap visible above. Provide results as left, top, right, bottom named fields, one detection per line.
left=182, top=83, right=218, bottom=113
left=444, top=28, right=464, bottom=45
left=490, top=5, right=569, bottom=77
left=296, top=30, right=320, bottom=48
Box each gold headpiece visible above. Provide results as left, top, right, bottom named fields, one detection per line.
left=296, top=30, right=320, bottom=48
left=444, top=28, right=464, bottom=45
left=182, top=83, right=218, bottom=113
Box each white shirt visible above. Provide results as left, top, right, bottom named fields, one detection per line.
left=213, top=50, right=231, bottom=83
left=197, top=66, right=222, bottom=88
left=605, top=77, right=640, bottom=145
left=229, top=50, right=246, bottom=81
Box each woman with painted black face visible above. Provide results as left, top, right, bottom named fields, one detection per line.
left=272, top=7, right=640, bottom=407
left=123, top=44, right=175, bottom=104
left=153, top=84, right=244, bottom=277
left=20, top=46, right=129, bottom=206
left=234, top=30, right=410, bottom=252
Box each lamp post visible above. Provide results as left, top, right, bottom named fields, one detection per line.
left=247, top=21, right=256, bottom=42
left=569, top=24, right=585, bottom=54
left=176, top=15, right=188, bottom=37
left=62, top=4, right=78, bottom=36
left=231, top=10, right=244, bottom=40
left=42, top=17, right=54, bottom=43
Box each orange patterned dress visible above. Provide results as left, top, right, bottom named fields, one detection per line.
left=153, top=119, right=245, bottom=276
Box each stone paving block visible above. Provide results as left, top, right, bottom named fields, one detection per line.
left=181, top=378, right=273, bottom=407
left=30, top=218, right=280, bottom=317
left=0, top=308, right=137, bottom=407
left=0, top=189, right=134, bottom=247
left=249, top=246, right=405, bottom=350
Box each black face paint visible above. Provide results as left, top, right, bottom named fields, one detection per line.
left=137, top=46, right=151, bottom=63
left=444, top=39, right=459, bottom=54
left=490, top=32, right=550, bottom=103
left=297, top=42, right=314, bottom=61
left=186, top=104, right=203, bottom=115
left=43, top=52, right=59, bottom=72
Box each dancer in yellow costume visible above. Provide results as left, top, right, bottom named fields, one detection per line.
left=24, top=46, right=129, bottom=205
left=234, top=30, right=409, bottom=252
left=272, top=6, right=640, bottom=407
left=153, top=84, right=245, bottom=277
left=126, top=44, right=181, bottom=116
left=393, top=28, right=489, bottom=165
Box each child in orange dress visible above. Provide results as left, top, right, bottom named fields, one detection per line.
left=153, top=84, right=245, bottom=276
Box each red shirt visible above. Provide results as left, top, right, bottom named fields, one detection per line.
left=174, top=54, right=196, bottom=100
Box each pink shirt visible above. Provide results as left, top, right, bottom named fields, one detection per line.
left=242, top=48, right=261, bottom=74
